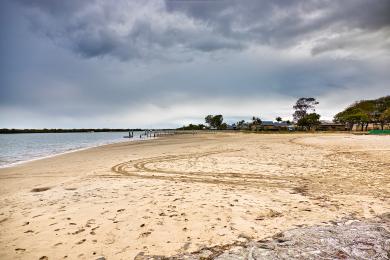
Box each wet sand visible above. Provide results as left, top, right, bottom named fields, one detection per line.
left=0, top=133, right=389, bottom=259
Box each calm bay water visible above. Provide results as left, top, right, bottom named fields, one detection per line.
left=0, top=131, right=147, bottom=168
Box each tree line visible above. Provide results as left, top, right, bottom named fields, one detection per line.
left=179, top=95, right=390, bottom=131
left=3, top=96, right=389, bottom=133
left=179, top=97, right=321, bottom=131
left=334, top=96, right=390, bottom=131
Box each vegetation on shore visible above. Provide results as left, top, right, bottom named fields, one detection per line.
left=179, top=95, right=390, bottom=132
left=179, top=97, right=322, bottom=131
left=334, top=96, right=390, bottom=131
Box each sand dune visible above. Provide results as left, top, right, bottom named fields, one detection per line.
left=0, top=133, right=389, bottom=259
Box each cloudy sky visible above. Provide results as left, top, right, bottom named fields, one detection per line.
left=1, top=0, right=389, bottom=128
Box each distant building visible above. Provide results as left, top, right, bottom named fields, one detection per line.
left=260, top=121, right=290, bottom=130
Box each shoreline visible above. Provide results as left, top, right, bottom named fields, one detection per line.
left=0, top=135, right=156, bottom=170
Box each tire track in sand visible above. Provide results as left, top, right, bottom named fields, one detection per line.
left=110, top=149, right=301, bottom=187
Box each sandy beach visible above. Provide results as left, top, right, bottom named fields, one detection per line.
left=0, top=132, right=389, bottom=259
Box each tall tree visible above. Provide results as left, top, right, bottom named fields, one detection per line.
left=205, top=115, right=213, bottom=127
left=205, top=114, right=224, bottom=129
left=293, top=97, right=319, bottom=122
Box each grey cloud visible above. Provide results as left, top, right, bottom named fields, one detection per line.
left=311, top=27, right=390, bottom=56
left=166, top=0, right=390, bottom=52
left=13, top=0, right=390, bottom=61
left=15, top=0, right=244, bottom=61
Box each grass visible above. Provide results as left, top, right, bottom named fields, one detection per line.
left=368, top=130, right=390, bottom=135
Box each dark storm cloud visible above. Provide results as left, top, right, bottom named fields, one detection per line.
left=13, top=0, right=390, bottom=60
left=167, top=0, right=390, bottom=55
left=14, top=0, right=245, bottom=61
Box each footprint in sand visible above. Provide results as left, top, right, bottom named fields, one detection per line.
left=139, top=231, right=152, bottom=238
left=255, top=209, right=282, bottom=220
left=71, top=228, right=85, bottom=235
left=90, top=225, right=99, bottom=235
left=75, top=239, right=86, bottom=245
left=104, top=233, right=115, bottom=244
left=86, top=219, right=96, bottom=227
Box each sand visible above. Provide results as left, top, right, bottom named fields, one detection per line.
left=0, top=133, right=389, bottom=259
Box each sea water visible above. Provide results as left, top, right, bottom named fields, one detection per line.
left=0, top=131, right=148, bottom=168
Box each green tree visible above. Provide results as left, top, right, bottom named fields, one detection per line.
left=251, top=116, right=262, bottom=131
left=293, top=97, right=319, bottom=122
left=379, top=108, right=390, bottom=130
left=205, top=114, right=224, bottom=129
left=205, top=115, right=213, bottom=127
left=334, top=96, right=390, bottom=131
left=236, top=120, right=246, bottom=130
left=275, top=117, right=282, bottom=123
left=297, top=113, right=321, bottom=130
left=252, top=116, right=263, bottom=129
